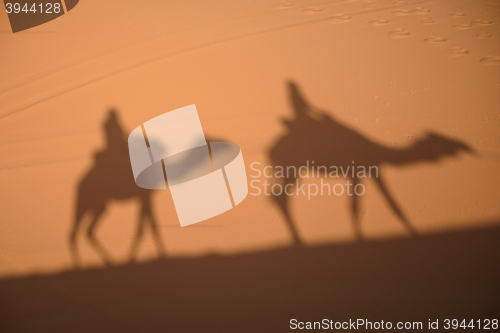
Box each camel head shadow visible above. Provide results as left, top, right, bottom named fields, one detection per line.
left=268, top=81, right=474, bottom=245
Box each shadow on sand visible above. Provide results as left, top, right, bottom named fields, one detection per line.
left=69, top=108, right=237, bottom=267
left=0, top=223, right=499, bottom=332
left=269, top=82, right=474, bottom=244
left=69, top=109, right=166, bottom=267
left=0, top=88, right=496, bottom=332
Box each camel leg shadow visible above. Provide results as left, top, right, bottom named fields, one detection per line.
left=69, top=207, right=114, bottom=268
left=69, top=215, right=83, bottom=268
left=87, top=208, right=114, bottom=266
left=128, top=195, right=166, bottom=262
left=272, top=176, right=303, bottom=246
left=272, top=174, right=417, bottom=245
left=372, top=174, right=418, bottom=236
left=350, top=177, right=364, bottom=241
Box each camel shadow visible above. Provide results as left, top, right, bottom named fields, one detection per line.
left=69, top=109, right=229, bottom=267
left=269, top=81, right=475, bottom=245
left=69, top=109, right=166, bottom=267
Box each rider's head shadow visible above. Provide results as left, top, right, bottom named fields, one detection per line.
left=103, top=108, right=127, bottom=150
left=269, top=81, right=474, bottom=245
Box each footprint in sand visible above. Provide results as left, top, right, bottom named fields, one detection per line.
left=480, top=56, right=500, bottom=66
left=424, top=36, right=447, bottom=45
left=421, top=18, right=435, bottom=24
left=389, top=28, right=410, bottom=38
left=471, top=19, right=492, bottom=26
left=476, top=32, right=492, bottom=39
left=303, top=6, right=323, bottom=14
left=369, top=19, right=390, bottom=26
left=450, top=12, right=465, bottom=18
left=392, top=9, right=412, bottom=16
left=413, top=7, right=431, bottom=15
left=452, top=23, right=473, bottom=29
left=449, top=47, right=469, bottom=57
left=330, top=14, right=352, bottom=23
left=273, top=1, right=293, bottom=9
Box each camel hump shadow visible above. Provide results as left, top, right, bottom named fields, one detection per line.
left=269, top=81, right=474, bottom=245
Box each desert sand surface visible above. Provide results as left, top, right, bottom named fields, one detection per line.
left=0, top=0, right=499, bottom=331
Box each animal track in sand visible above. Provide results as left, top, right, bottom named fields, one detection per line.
left=424, top=36, right=447, bottom=44
left=450, top=12, right=465, bottom=18
left=369, top=19, right=390, bottom=26
left=389, top=28, right=410, bottom=38
left=452, top=24, right=473, bottom=29
left=480, top=56, right=500, bottom=65
left=449, top=47, right=469, bottom=57
left=471, top=19, right=492, bottom=26
left=330, top=14, right=352, bottom=23
left=273, top=1, right=293, bottom=9
left=392, top=9, right=412, bottom=16
left=413, top=7, right=431, bottom=15
left=421, top=18, right=435, bottom=24
left=303, top=6, right=323, bottom=14
left=476, top=32, right=492, bottom=39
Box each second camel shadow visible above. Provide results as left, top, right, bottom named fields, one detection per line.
left=269, top=82, right=474, bottom=245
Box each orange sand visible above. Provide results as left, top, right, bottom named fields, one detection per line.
left=0, top=0, right=499, bottom=277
